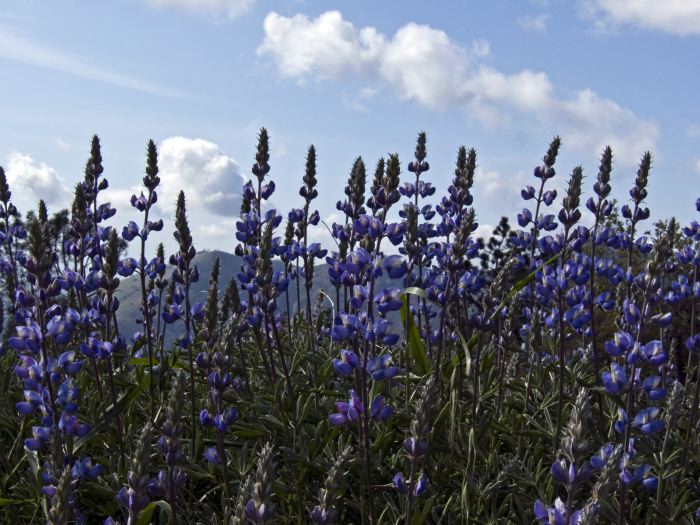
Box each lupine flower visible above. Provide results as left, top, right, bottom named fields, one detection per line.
left=116, top=423, right=152, bottom=524
left=533, top=498, right=582, bottom=525
left=329, top=390, right=363, bottom=425
left=332, top=349, right=360, bottom=376
left=393, top=472, right=428, bottom=497
left=632, top=407, right=664, bottom=435
left=590, top=443, right=615, bottom=470
left=149, top=372, right=187, bottom=508
left=602, top=363, right=627, bottom=394
left=614, top=408, right=628, bottom=434
left=366, top=354, right=399, bottom=380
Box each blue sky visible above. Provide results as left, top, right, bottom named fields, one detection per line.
left=1, top=0, right=699, bottom=253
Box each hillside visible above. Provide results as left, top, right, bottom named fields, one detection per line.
left=115, top=249, right=400, bottom=344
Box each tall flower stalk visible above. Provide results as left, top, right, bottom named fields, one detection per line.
left=586, top=146, right=614, bottom=384
left=124, top=140, right=162, bottom=410
left=170, top=191, right=199, bottom=458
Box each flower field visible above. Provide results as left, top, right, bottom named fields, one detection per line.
left=0, top=130, right=699, bottom=524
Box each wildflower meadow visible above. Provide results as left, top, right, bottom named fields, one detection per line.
left=1, top=129, right=700, bottom=524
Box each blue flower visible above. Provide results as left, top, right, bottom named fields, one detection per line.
left=403, top=437, right=429, bottom=458
left=382, top=255, right=407, bottom=279
left=622, top=300, right=641, bottom=326
left=72, top=457, right=102, bottom=480
left=634, top=464, right=657, bottom=490
left=57, top=379, right=79, bottom=413
left=602, top=363, right=627, bottom=394
left=370, top=395, right=393, bottom=423
left=413, top=472, right=428, bottom=497
left=605, top=331, right=634, bottom=357
left=329, top=390, right=363, bottom=426
left=641, top=375, right=666, bottom=400
left=117, top=486, right=150, bottom=516
left=590, top=443, right=615, bottom=469
left=374, top=288, right=402, bottom=314
left=203, top=447, right=220, bottom=464
left=642, top=340, right=667, bottom=366
left=550, top=458, right=575, bottom=486
left=245, top=498, right=274, bottom=524
left=633, top=407, right=664, bottom=435
left=393, top=472, right=408, bottom=494
left=332, top=349, right=360, bottom=376
left=614, top=408, right=628, bottom=434
left=533, top=498, right=567, bottom=525
left=117, top=257, right=138, bottom=277
left=367, top=354, right=399, bottom=381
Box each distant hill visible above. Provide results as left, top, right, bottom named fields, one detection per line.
left=115, top=249, right=401, bottom=345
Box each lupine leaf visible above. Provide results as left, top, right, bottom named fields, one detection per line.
left=400, top=289, right=430, bottom=374
left=136, top=500, right=172, bottom=525
left=0, top=498, right=33, bottom=506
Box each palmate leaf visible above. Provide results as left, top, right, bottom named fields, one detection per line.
left=400, top=287, right=430, bottom=375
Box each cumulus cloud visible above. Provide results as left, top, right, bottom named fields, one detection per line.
left=4, top=152, right=71, bottom=212
left=145, top=0, right=256, bottom=18
left=583, top=0, right=700, bottom=35
left=518, top=14, right=551, bottom=32
left=258, top=11, right=384, bottom=80
left=258, top=10, right=658, bottom=164
left=157, top=136, right=247, bottom=217
left=558, top=89, right=659, bottom=164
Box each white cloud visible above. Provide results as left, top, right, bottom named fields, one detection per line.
left=518, top=14, right=551, bottom=32
left=157, top=136, right=248, bottom=217
left=583, top=0, right=700, bottom=35
left=470, top=38, right=491, bottom=58
left=307, top=212, right=340, bottom=252
left=378, top=23, right=473, bottom=111
left=198, top=219, right=236, bottom=239
left=259, top=10, right=658, bottom=164
left=478, top=169, right=503, bottom=195
left=474, top=223, right=494, bottom=241
left=0, top=24, right=187, bottom=97
left=145, top=0, right=256, bottom=18
left=688, top=124, right=700, bottom=138
left=696, top=159, right=700, bottom=174
left=558, top=89, right=658, bottom=164
left=258, top=11, right=384, bottom=80
left=4, top=152, right=71, bottom=213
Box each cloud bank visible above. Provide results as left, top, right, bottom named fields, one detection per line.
left=258, top=10, right=658, bottom=164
